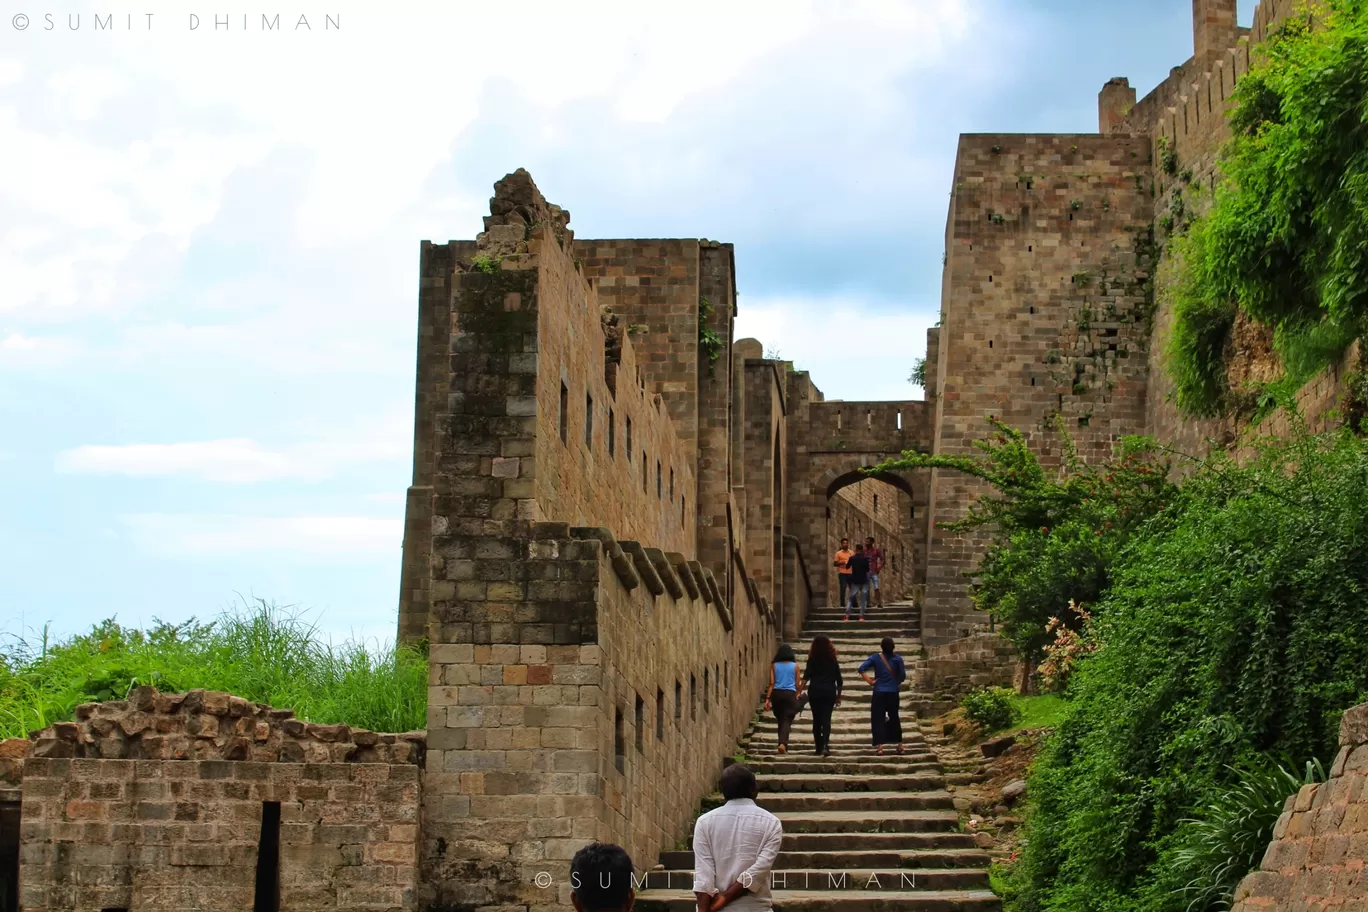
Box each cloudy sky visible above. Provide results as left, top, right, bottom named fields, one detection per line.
left=0, top=0, right=1256, bottom=647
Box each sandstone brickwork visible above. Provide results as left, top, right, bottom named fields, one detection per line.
left=2, top=688, right=423, bottom=912
left=1230, top=702, right=1368, bottom=910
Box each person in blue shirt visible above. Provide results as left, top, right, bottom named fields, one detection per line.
left=763, top=643, right=802, bottom=754
left=858, top=637, right=907, bottom=755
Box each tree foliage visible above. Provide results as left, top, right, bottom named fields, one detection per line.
left=1167, top=0, right=1368, bottom=415
left=1006, top=429, right=1368, bottom=911
left=872, top=418, right=1175, bottom=656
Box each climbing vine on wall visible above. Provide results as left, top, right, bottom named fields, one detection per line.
left=1167, top=1, right=1368, bottom=417
left=698, top=296, right=723, bottom=377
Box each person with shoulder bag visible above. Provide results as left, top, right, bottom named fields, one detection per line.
left=858, top=637, right=907, bottom=755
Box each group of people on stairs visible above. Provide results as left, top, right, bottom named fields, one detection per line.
left=763, top=634, right=908, bottom=755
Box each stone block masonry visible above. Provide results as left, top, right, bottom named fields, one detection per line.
left=925, top=132, right=1155, bottom=647
left=2, top=687, right=423, bottom=912
left=1229, top=701, right=1368, bottom=910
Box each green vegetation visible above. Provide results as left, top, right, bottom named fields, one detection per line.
left=1167, top=1, right=1368, bottom=417
left=0, top=599, right=427, bottom=739
left=872, top=418, right=1175, bottom=658
left=962, top=687, right=1022, bottom=732
left=470, top=253, right=502, bottom=274
left=993, top=429, right=1368, bottom=912
left=698, top=296, right=723, bottom=376
left=909, top=356, right=927, bottom=388
left=1010, top=694, right=1069, bottom=732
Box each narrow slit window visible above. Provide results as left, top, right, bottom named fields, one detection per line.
left=559, top=382, right=569, bottom=444
left=0, top=801, right=19, bottom=912
left=897, top=411, right=903, bottom=430
left=714, top=665, right=720, bottom=703
left=625, top=417, right=633, bottom=461
left=675, top=680, right=682, bottom=723
left=634, top=694, right=644, bottom=752
left=703, top=669, right=710, bottom=713
left=585, top=392, right=594, bottom=448
left=836, top=410, right=841, bottom=429
left=657, top=460, right=662, bottom=499
left=681, top=496, right=686, bottom=528
left=874, top=494, right=879, bottom=511
left=669, top=468, right=675, bottom=503
left=608, top=408, right=616, bottom=456
left=614, top=709, right=626, bottom=773
left=642, top=452, right=647, bottom=491
left=690, top=675, right=697, bottom=722
left=866, top=410, right=872, bottom=428
left=656, top=689, right=665, bottom=740
left=253, top=801, right=282, bottom=912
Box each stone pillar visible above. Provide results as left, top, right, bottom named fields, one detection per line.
left=1194, top=0, right=1238, bottom=65
left=1098, top=77, right=1137, bottom=134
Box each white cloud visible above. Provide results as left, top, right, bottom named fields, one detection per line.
left=122, top=513, right=402, bottom=559
left=0, top=330, right=81, bottom=366
left=734, top=294, right=937, bottom=402
left=55, top=423, right=408, bottom=483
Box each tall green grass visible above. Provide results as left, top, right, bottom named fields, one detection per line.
left=0, top=599, right=427, bottom=739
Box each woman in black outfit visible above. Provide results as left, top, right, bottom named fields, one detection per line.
left=803, top=635, right=843, bottom=756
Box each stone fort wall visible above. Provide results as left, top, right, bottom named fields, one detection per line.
left=1, top=687, right=424, bottom=912
left=924, top=131, right=1156, bottom=645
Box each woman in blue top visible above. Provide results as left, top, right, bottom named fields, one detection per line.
left=858, top=637, right=907, bottom=755
left=764, top=643, right=803, bottom=754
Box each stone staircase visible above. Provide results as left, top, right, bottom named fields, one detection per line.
left=634, top=601, right=1001, bottom=911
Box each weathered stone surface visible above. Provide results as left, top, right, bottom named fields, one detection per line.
left=980, top=736, right=1016, bottom=759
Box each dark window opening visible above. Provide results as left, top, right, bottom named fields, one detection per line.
left=585, top=392, right=594, bottom=447
left=608, top=408, right=616, bottom=456
left=1029, top=306, right=1035, bottom=314
left=675, top=680, right=682, bottom=723
left=1, top=802, right=19, bottom=912
left=989, top=340, right=993, bottom=349
left=559, top=383, right=569, bottom=444
left=703, top=668, right=710, bottom=713
left=714, top=665, right=720, bottom=704
left=626, top=417, right=633, bottom=460
left=657, top=461, right=662, bottom=499
left=253, top=801, right=282, bottom=912
left=634, top=694, right=644, bottom=752
left=614, top=709, right=626, bottom=774
left=873, top=494, right=879, bottom=511
left=656, top=689, right=665, bottom=740
left=690, top=674, right=697, bottom=722
left=669, top=468, right=675, bottom=503
left=681, top=496, right=686, bottom=528
left=642, top=452, right=647, bottom=491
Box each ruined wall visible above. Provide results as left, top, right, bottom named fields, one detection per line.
left=925, top=132, right=1156, bottom=647
left=534, top=225, right=697, bottom=554
left=417, top=172, right=774, bottom=911
left=913, top=633, right=1018, bottom=699
left=3, top=688, right=422, bottom=912
left=1230, top=701, right=1368, bottom=910
left=741, top=357, right=787, bottom=617
left=422, top=523, right=765, bottom=911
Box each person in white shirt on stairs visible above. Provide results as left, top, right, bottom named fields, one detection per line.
left=691, top=764, right=784, bottom=911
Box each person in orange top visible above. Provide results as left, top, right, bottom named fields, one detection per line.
left=833, top=538, right=854, bottom=609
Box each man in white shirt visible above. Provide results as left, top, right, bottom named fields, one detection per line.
left=691, top=764, right=784, bottom=911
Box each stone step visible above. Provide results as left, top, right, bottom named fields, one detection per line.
left=637, top=867, right=989, bottom=892
left=633, top=888, right=1003, bottom=911
left=756, top=773, right=946, bottom=793
left=771, top=809, right=960, bottom=831
left=803, top=624, right=922, bottom=636
left=660, top=841, right=984, bottom=865
left=745, top=760, right=940, bottom=776
left=756, top=790, right=961, bottom=813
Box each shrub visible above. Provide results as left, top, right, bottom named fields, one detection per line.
left=963, top=687, right=1022, bottom=732
left=1166, top=756, right=1326, bottom=912
left=1008, top=430, right=1368, bottom=912
left=1167, top=1, right=1368, bottom=417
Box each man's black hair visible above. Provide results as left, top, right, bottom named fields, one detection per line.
left=720, top=763, right=758, bottom=801
left=855, top=543, right=865, bottom=551
left=570, top=842, right=634, bottom=911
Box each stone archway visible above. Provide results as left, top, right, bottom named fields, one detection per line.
left=790, top=455, right=930, bottom=609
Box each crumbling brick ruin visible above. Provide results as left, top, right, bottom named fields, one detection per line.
left=6, top=1, right=1367, bottom=909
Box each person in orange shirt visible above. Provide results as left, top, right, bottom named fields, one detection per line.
left=833, top=538, right=854, bottom=609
